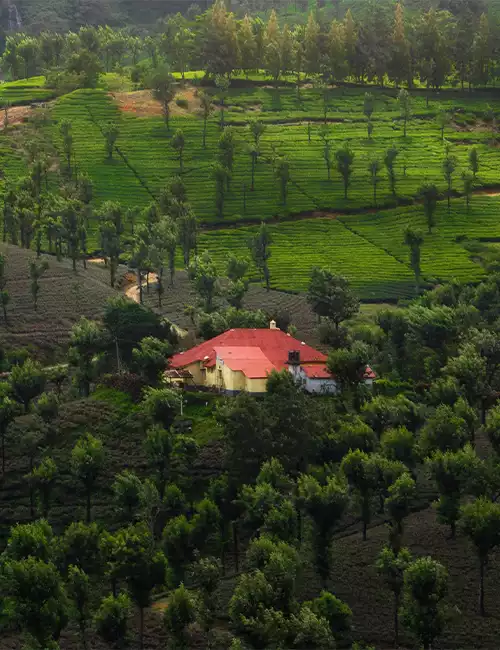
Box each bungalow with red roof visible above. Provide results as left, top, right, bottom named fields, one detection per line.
left=167, top=321, right=376, bottom=396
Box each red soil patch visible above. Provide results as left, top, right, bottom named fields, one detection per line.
left=2, top=104, right=35, bottom=127
left=111, top=85, right=202, bottom=118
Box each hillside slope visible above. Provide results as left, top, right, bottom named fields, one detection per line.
left=0, top=244, right=120, bottom=361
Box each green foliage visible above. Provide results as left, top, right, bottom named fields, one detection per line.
left=3, top=556, right=69, bottom=649
left=94, top=593, right=131, bottom=644
left=401, top=557, right=448, bottom=650
left=297, top=473, right=348, bottom=583
left=305, top=590, right=352, bottom=643
left=9, top=358, right=46, bottom=412
left=164, top=584, right=197, bottom=648
left=4, top=520, right=54, bottom=562
left=71, top=432, right=105, bottom=522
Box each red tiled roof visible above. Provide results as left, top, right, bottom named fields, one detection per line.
left=171, top=328, right=326, bottom=378
left=170, top=329, right=376, bottom=383
left=302, top=363, right=333, bottom=379
left=364, top=366, right=376, bottom=379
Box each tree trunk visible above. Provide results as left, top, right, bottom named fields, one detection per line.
left=363, top=519, right=367, bottom=541
left=137, top=270, right=143, bottom=304
left=140, top=606, right=144, bottom=649
left=203, top=117, right=207, bottom=148
left=479, top=555, right=486, bottom=616
left=233, top=521, right=239, bottom=573
left=1, top=427, right=5, bottom=474
left=394, top=591, right=400, bottom=647
left=86, top=489, right=91, bottom=523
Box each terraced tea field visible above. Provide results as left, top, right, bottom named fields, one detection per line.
left=199, top=194, right=497, bottom=298
left=14, top=83, right=500, bottom=300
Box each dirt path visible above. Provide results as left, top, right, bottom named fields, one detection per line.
left=124, top=272, right=159, bottom=303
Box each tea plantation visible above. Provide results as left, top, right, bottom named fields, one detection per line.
left=6, top=79, right=500, bottom=300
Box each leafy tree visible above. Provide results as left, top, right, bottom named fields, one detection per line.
left=384, top=145, right=399, bottom=197
left=149, top=66, right=176, bottom=129
left=462, top=170, right=473, bottom=210
left=29, top=258, right=49, bottom=311
left=171, top=129, right=186, bottom=173
left=291, top=605, right=335, bottom=648
left=228, top=570, right=282, bottom=648
left=9, top=358, right=46, bottom=412
left=144, top=425, right=174, bottom=499
left=67, top=565, right=92, bottom=650
left=401, top=556, right=448, bottom=650
left=469, top=146, right=479, bottom=180
left=305, top=590, right=352, bottom=644
left=199, top=91, right=213, bottom=149
left=60, top=119, right=73, bottom=177
left=368, top=159, right=381, bottom=205
left=249, top=222, right=272, bottom=291
left=460, top=497, right=500, bottom=615
left=141, top=387, right=181, bottom=430
left=403, top=226, right=424, bottom=291
left=0, top=253, right=9, bottom=324
left=381, top=426, right=416, bottom=471
left=4, top=520, right=53, bottom=561
left=275, top=157, right=291, bottom=206
left=341, top=450, right=379, bottom=541
left=27, top=457, right=57, bottom=519
left=376, top=546, right=412, bottom=647
left=442, top=150, right=457, bottom=212
left=132, top=337, right=172, bottom=384
left=177, top=207, right=197, bottom=268
left=335, top=143, right=354, bottom=199
left=437, top=110, right=450, bottom=140
left=3, top=556, right=69, bottom=648
left=212, top=162, right=230, bottom=218
left=68, top=318, right=108, bottom=397
left=364, top=92, right=375, bottom=138
left=308, top=269, right=359, bottom=329
left=215, top=74, right=230, bottom=129
left=189, top=555, right=221, bottom=635
left=419, top=404, right=469, bottom=456
left=398, top=88, right=411, bottom=137
left=94, top=593, right=131, bottom=645
left=418, top=183, right=439, bottom=234
left=249, top=119, right=266, bottom=147
left=99, top=202, right=124, bottom=288
left=164, top=583, right=197, bottom=649
left=103, top=121, right=119, bottom=160
left=112, top=470, right=144, bottom=524
left=385, top=472, right=416, bottom=551
left=427, top=444, right=480, bottom=538
left=188, top=250, right=221, bottom=313
left=327, top=341, right=370, bottom=396
left=0, top=396, right=21, bottom=473
left=218, top=128, right=236, bottom=185
left=71, top=433, right=105, bottom=523
left=103, top=296, right=175, bottom=367
left=114, top=523, right=169, bottom=648
left=297, top=474, right=348, bottom=584
left=58, top=521, right=103, bottom=577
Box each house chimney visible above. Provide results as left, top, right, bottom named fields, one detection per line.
left=288, top=350, right=300, bottom=366
left=270, top=319, right=277, bottom=330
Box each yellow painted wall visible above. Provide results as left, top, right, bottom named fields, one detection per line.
left=182, top=360, right=267, bottom=394
left=185, top=362, right=205, bottom=386
left=246, top=376, right=268, bottom=394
